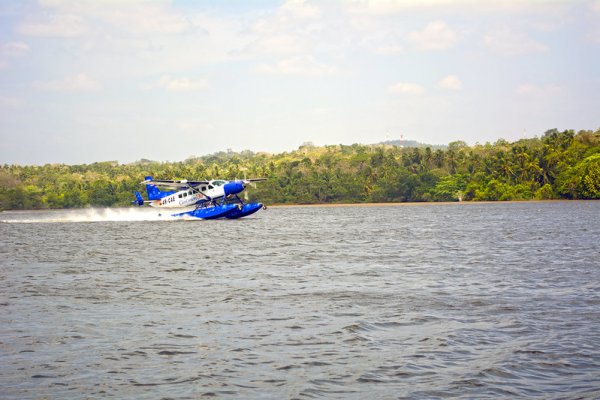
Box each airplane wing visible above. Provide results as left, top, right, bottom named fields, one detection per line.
left=244, top=178, right=267, bottom=182
left=143, top=179, right=210, bottom=189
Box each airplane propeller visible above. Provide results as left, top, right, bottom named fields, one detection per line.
left=244, top=185, right=249, bottom=202
left=240, top=175, right=266, bottom=202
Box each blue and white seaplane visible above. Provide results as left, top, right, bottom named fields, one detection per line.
left=132, top=176, right=266, bottom=220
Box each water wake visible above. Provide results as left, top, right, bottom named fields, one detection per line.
left=0, top=208, right=177, bottom=223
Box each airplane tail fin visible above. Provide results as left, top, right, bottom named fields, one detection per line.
left=132, top=191, right=145, bottom=206
left=146, top=183, right=167, bottom=200
left=143, top=176, right=175, bottom=200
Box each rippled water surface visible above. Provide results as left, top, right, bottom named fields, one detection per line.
left=1, top=202, right=600, bottom=399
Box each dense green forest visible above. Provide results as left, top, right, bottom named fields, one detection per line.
left=1, top=128, right=599, bottom=210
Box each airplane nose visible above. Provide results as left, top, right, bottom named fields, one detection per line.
left=224, top=182, right=244, bottom=196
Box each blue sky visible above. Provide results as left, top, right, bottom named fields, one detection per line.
left=1, top=0, right=599, bottom=165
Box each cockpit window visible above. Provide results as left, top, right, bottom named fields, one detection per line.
left=212, top=180, right=226, bottom=187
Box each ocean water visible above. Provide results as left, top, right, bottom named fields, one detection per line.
left=1, top=202, right=599, bottom=399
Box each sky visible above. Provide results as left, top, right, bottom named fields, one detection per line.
left=1, top=0, right=599, bottom=165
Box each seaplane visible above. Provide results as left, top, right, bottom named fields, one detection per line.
left=132, top=176, right=267, bottom=220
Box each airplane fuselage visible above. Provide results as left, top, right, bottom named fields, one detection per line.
left=150, top=189, right=206, bottom=208
left=149, top=180, right=238, bottom=208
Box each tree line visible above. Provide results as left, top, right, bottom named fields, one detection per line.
left=1, top=128, right=599, bottom=210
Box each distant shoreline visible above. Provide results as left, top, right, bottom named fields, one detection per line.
left=266, top=199, right=596, bottom=208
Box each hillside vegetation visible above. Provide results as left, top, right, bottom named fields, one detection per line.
left=1, top=129, right=599, bottom=210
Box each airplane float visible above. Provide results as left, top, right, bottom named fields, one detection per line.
left=132, top=176, right=267, bottom=220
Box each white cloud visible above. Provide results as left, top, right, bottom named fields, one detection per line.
left=389, top=82, right=425, bottom=95
left=588, top=28, right=600, bottom=44
left=375, top=44, right=404, bottom=55
left=255, top=0, right=322, bottom=33
left=33, top=73, right=101, bottom=91
left=516, top=83, right=564, bottom=96
left=438, top=75, right=462, bottom=91
left=16, top=1, right=241, bottom=74
left=347, top=0, right=461, bottom=15
left=588, top=2, right=600, bottom=43
left=2, top=42, right=30, bottom=57
left=280, top=0, right=321, bottom=19
left=0, top=41, right=29, bottom=69
left=408, top=21, right=458, bottom=50
left=98, top=5, right=191, bottom=35
left=244, top=34, right=310, bottom=56
left=484, top=26, right=548, bottom=56
left=257, top=56, right=337, bottom=76
left=346, top=0, right=570, bottom=15
left=13, top=0, right=195, bottom=72
left=153, top=76, right=208, bottom=92
left=18, top=14, right=87, bottom=37
left=240, top=0, right=326, bottom=58
left=0, top=96, right=24, bottom=108
left=30, top=1, right=191, bottom=36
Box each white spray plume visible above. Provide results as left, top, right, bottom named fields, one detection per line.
left=0, top=208, right=180, bottom=223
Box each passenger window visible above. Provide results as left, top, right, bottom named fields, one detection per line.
left=183, top=192, right=187, bottom=197
left=178, top=194, right=182, bottom=198
left=208, top=185, right=214, bottom=189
